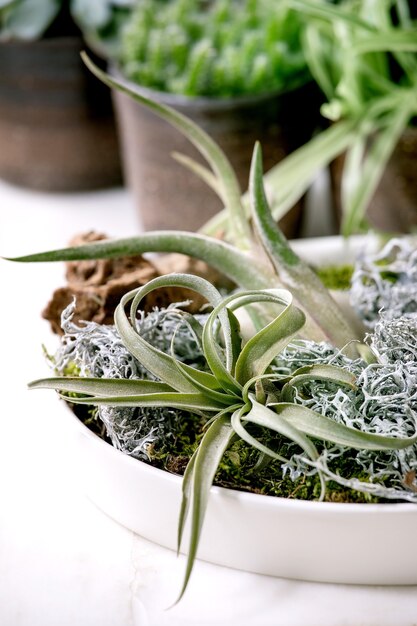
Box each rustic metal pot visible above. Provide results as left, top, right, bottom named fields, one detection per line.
left=0, top=38, right=122, bottom=192
left=113, top=76, right=320, bottom=235
left=330, top=126, right=417, bottom=233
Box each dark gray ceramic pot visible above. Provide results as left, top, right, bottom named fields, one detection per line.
left=113, top=74, right=320, bottom=235
left=0, top=38, right=122, bottom=192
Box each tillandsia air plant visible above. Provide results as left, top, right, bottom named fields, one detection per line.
left=285, top=0, right=417, bottom=235
left=119, top=0, right=309, bottom=97
left=6, top=57, right=417, bottom=599
left=12, top=54, right=360, bottom=353
left=27, top=275, right=417, bottom=601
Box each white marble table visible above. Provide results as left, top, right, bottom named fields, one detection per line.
left=0, top=179, right=416, bottom=626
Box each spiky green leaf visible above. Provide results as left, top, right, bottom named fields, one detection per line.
left=269, top=403, right=417, bottom=451
left=176, top=415, right=235, bottom=603
left=81, top=52, right=251, bottom=248
left=29, top=376, right=173, bottom=396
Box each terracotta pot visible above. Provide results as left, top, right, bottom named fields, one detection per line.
left=0, top=38, right=122, bottom=192
left=113, top=77, right=320, bottom=235
left=330, top=126, right=417, bottom=233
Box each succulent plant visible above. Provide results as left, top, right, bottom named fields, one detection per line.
left=11, top=55, right=360, bottom=353
left=120, top=0, right=309, bottom=97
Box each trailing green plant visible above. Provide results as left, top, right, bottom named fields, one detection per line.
left=286, top=0, right=417, bottom=235
left=119, top=0, right=309, bottom=97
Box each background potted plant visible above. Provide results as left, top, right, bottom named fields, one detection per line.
left=92, top=0, right=322, bottom=234
left=0, top=0, right=124, bottom=191
left=8, top=58, right=417, bottom=601
left=287, top=0, right=417, bottom=235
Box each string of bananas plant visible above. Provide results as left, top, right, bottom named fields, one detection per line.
left=120, top=0, right=308, bottom=97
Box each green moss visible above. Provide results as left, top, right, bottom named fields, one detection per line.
left=152, top=413, right=203, bottom=469
left=213, top=439, right=379, bottom=503
left=62, top=361, right=81, bottom=377
left=153, top=422, right=381, bottom=503
left=316, top=264, right=354, bottom=291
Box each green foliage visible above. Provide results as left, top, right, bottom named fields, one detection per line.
left=316, top=263, right=354, bottom=290
left=120, top=0, right=309, bottom=97
left=0, top=0, right=134, bottom=46
left=288, top=0, right=417, bottom=235
left=0, top=0, right=61, bottom=40
left=161, top=437, right=379, bottom=503
left=71, top=0, right=135, bottom=56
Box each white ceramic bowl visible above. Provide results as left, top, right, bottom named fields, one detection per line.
left=66, top=406, right=417, bottom=585
left=61, top=236, right=417, bottom=584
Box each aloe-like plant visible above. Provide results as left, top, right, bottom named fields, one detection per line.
left=71, top=0, right=135, bottom=57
